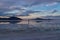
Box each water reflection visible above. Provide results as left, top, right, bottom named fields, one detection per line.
left=0, top=20, right=60, bottom=31
left=0, top=20, right=21, bottom=24
left=0, top=20, right=60, bottom=40
left=0, top=19, right=60, bottom=32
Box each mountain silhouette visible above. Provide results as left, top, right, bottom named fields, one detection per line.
left=0, top=16, right=22, bottom=24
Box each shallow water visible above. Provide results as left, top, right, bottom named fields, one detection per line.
left=0, top=19, right=60, bottom=40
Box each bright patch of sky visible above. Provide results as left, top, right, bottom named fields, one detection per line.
left=30, top=2, right=60, bottom=11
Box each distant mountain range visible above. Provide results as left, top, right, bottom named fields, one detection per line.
left=43, top=16, right=60, bottom=19
left=32, top=18, right=52, bottom=20
left=0, top=17, right=22, bottom=20
left=0, top=17, right=22, bottom=24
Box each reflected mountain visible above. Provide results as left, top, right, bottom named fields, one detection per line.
left=0, top=17, right=22, bottom=24
left=35, top=20, right=42, bottom=23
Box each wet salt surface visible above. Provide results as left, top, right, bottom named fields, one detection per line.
left=0, top=20, right=60, bottom=40
left=0, top=31, right=60, bottom=40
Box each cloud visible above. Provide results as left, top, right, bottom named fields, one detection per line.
left=0, top=0, right=60, bottom=16
left=0, top=0, right=60, bottom=7
left=51, top=10, right=58, bottom=13
left=27, top=0, right=60, bottom=6
left=19, top=10, right=41, bottom=16
left=45, top=2, right=58, bottom=6
left=3, top=9, right=41, bottom=16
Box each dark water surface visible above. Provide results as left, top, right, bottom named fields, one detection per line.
left=0, top=19, right=60, bottom=40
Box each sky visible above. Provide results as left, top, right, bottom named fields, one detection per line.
left=0, top=0, right=60, bottom=18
